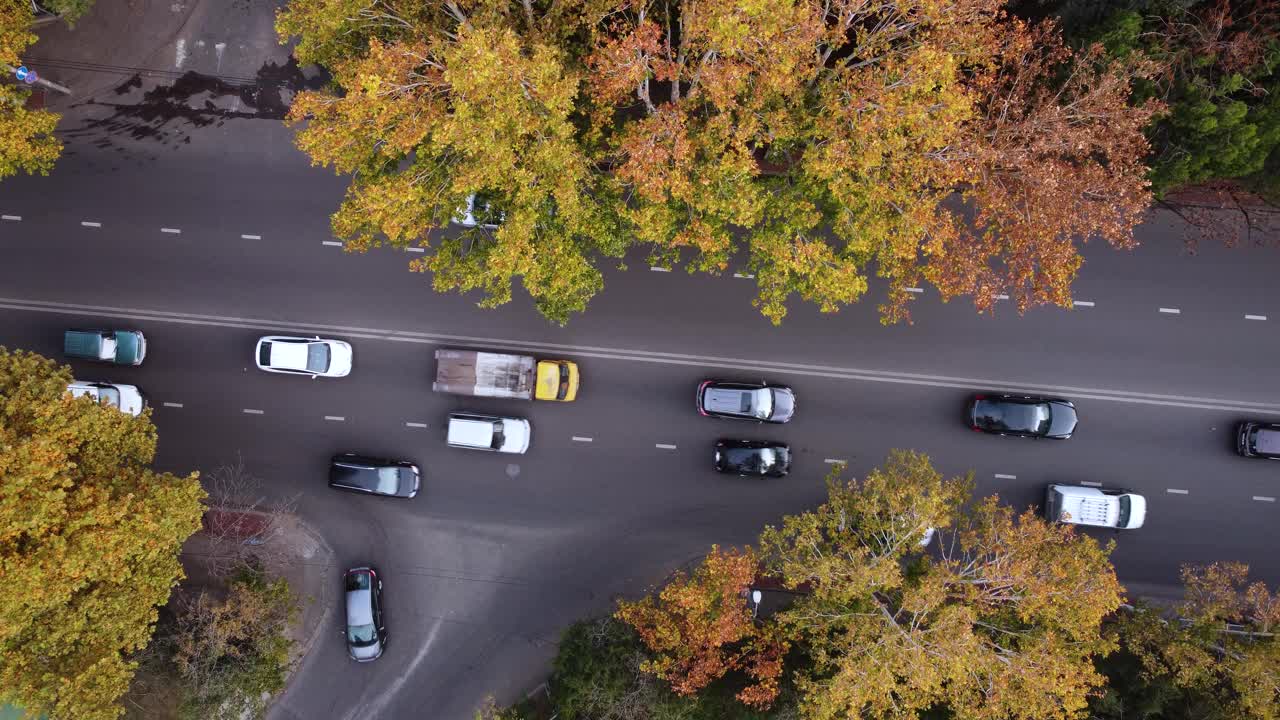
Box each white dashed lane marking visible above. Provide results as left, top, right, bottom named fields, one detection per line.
left=1253, top=496, right=1276, bottom=503
left=241, top=234, right=261, bottom=240
left=1073, top=300, right=1095, bottom=308
left=1, top=215, right=20, bottom=221
left=162, top=402, right=183, bottom=408
left=81, top=221, right=101, bottom=228
left=994, top=473, right=1017, bottom=480
left=655, top=443, right=677, bottom=450
left=324, top=415, right=345, bottom=422
left=161, top=227, right=181, bottom=234
left=994, top=293, right=1010, bottom=300
left=1246, top=314, right=1268, bottom=321
left=824, top=458, right=847, bottom=465
left=406, top=247, right=425, bottom=253
left=903, top=287, right=923, bottom=293
left=322, top=241, right=343, bottom=247
left=242, top=408, right=264, bottom=415
left=572, top=436, right=593, bottom=443
left=649, top=266, right=671, bottom=273
left=733, top=273, right=755, bottom=279
left=1159, top=307, right=1181, bottom=315
left=1080, top=481, right=1103, bottom=487
left=405, top=422, right=428, bottom=428
left=1166, top=488, right=1189, bottom=495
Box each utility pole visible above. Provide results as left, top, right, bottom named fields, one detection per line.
left=3, top=62, right=71, bottom=96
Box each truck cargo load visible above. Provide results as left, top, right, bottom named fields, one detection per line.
left=432, top=349, right=578, bottom=401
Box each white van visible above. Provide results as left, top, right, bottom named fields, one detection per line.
left=446, top=412, right=531, bottom=454
left=67, top=381, right=145, bottom=417
left=1044, top=484, right=1146, bottom=530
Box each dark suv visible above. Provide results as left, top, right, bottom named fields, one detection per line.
left=329, top=454, right=420, bottom=498
left=697, top=380, right=795, bottom=423
left=714, top=439, right=791, bottom=477
left=1237, top=421, right=1280, bottom=459
left=343, top=567, right=386, bottom=662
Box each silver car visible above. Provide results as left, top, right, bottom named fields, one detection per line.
left=343, top=567, right=385, bottom=662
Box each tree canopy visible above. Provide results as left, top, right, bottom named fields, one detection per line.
left=615, top=450, right=1127, bottom=720
left=0, top=348, right=205, bottom=720
left=0, top=0, right=62, bottom=181
left=278, top=0, right=1158, bottom=325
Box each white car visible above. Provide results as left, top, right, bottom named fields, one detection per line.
left=255, top=336, right=353, bottom=377
left=446, top=412, right=531, bottom=454
left=66, top=381, right=145, bottom=416
left=451, top=193, right=505, bottom=229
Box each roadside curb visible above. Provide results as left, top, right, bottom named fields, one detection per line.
left=279, top=515, right=337, bottom=689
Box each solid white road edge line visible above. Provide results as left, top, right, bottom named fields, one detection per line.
left=1166, top=488, right=1190, bottom=494
left=6, top=296, right=1280, bottom=416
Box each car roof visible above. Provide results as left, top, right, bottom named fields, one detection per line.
left=703, top=386, right=761, bottom=413
left=448, top=417, right=495, bottom=446
left=346, top=588, right=373, bottom=626
left=266, top=341, right=310, bottom=370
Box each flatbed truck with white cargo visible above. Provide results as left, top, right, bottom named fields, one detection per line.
left=432, top=349, right=579, bottom=402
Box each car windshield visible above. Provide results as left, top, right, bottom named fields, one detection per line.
left=1117, top=496, right=1131, bottom=529
left=305, top=343, right=331, bottom=373
left=557, top=365, right=570, bottom=400
left=347, top=623, right=378, bottom=646
left=376, top=467, right=401, bottom=494
left=751, top=390, right=773, bottom=419
left=345, top=572, right=370, bottom=592
left=98, top=387, right=121, bottom=406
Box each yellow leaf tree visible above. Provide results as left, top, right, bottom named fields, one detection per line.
left=0, top=348, right=205, bottom=720
left=757, top=450, right=1124, bottom=720
left=0, top=0, right=62, bottom=180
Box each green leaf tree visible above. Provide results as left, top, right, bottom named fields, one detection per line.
left=1, top=0, right=62, bottom=181
left=0, top=348, right=206, bottom=720
left=1099, top=562, right=1280, bottom=720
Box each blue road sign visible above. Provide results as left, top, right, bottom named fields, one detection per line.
left=14, top=66, right=28, bottom=81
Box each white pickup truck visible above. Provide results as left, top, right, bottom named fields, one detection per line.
left=1044, top=484, right=1146, bottom=530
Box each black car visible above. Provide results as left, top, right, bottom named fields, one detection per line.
left=714, top=439, right=792, bottom=477
left=329, top=454, right=420, bottom=498
left=697, top=380, right=796, bottom=423
left=1237, top=421, right=1280, bottom=459
left=343, top=567, right=386, bottom=662
left=966, top=394, right=1078, bottom=439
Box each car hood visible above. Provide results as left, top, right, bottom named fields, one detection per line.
left=1047, top=404, right=1078, bottom=438
left=499, top=419, right=531, bottom=453
left=770, top=389, right=795, bottom=422
left=328, top=342, right=354, bottom=376
left=116, top=385, right=145, bottom=416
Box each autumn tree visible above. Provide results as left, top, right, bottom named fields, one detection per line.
left=1095, top=562, right=1280, bottom=720
left=0, top=348, right=206, bottom=720
left=168, top=568, right=299, bottom=720
left=278, top=0, right=626, bottom=323
left=757, top=450, right=1125, bottom=720
left=0, top=0, right=62, bottom=181
left=615, top=545, right=787, bottom=708
left=922, top=21, right=1161, bottom=317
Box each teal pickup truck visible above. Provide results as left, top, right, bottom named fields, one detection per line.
left=64, top=329, right=147, bottom=366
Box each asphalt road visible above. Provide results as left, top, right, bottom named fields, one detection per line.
left=2, top=123, right=1279, bottom=719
